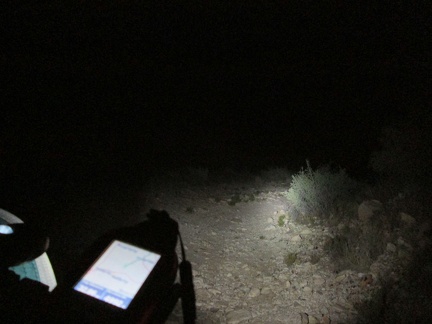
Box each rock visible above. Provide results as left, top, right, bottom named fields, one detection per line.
left=261, top=287, right=272, bottom=295
left=194, top=277, right=205, bottom=288
left=400, top=212, right=416, bottom=226
left=300, top=280, right=308, bottom=288
left=299, top=312, right=309, bottom=324
left=320, top=307, right=329, bottom=315
left=301, top=228, right=312, bottom=235
left=294, top=301, right=304, bottom=308
left=397, top=237, right=413, bottom=250
left=226, top=309, right=251, bottom=324
left=209, top=288, right=221, bottom=295
left=263, top=276, right=272, bottom=282
left=291, top=234, right=302, bottom=242
left=386, top=242, right=397, bottom=253
left=335, top=273, right=346, bottom=282
left=308, top=315, right=320, bottom=323
left=337, top=297, right=354, bottom=310
left=248, top=288, right=260, bottom=298
left=358, top=200, right=383, bottom=222
left=332, top=303, right=347, bottom=313
left=303, top=286, right=313, bottom=294
left=313, top=276, right=326, bottom=286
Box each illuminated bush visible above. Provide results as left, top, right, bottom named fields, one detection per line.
left=286, top=161, right=357, bottom=218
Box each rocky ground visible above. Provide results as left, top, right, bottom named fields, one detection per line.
left=136, top=171, right=432, bottom=324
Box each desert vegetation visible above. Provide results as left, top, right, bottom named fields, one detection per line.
left=281, top=114, right=432, bottom=322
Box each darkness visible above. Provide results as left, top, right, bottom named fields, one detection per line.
left=1, top=2, right=430, bottom=241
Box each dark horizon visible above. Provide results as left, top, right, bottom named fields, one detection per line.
left=1, top=1, right=430, bottom=196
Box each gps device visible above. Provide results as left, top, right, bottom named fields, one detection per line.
left=49, top=211, right=183, bottom=323
left=73, top=240, right=161, bottom=310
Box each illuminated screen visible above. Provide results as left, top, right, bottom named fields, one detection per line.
left=74, top=240, right=161, bottom=309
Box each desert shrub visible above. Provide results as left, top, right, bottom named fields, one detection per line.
left=278, top=214, right=286, bottom=227
left=286, top=161, right=358, bottom=218
left=324, top=223, right=386, bottom=272
left=284, top=252, right=297, bottom=267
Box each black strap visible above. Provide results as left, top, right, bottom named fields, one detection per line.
left=178, top=231, right=196, bottom=324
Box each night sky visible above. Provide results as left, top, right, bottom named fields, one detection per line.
left=1, top=1, right=431, bottom=201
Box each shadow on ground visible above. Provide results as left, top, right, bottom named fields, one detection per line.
left=355, top=244, right=432, bottom=323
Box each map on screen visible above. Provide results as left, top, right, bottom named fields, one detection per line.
left=74, top=240, right=161, bottom=309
